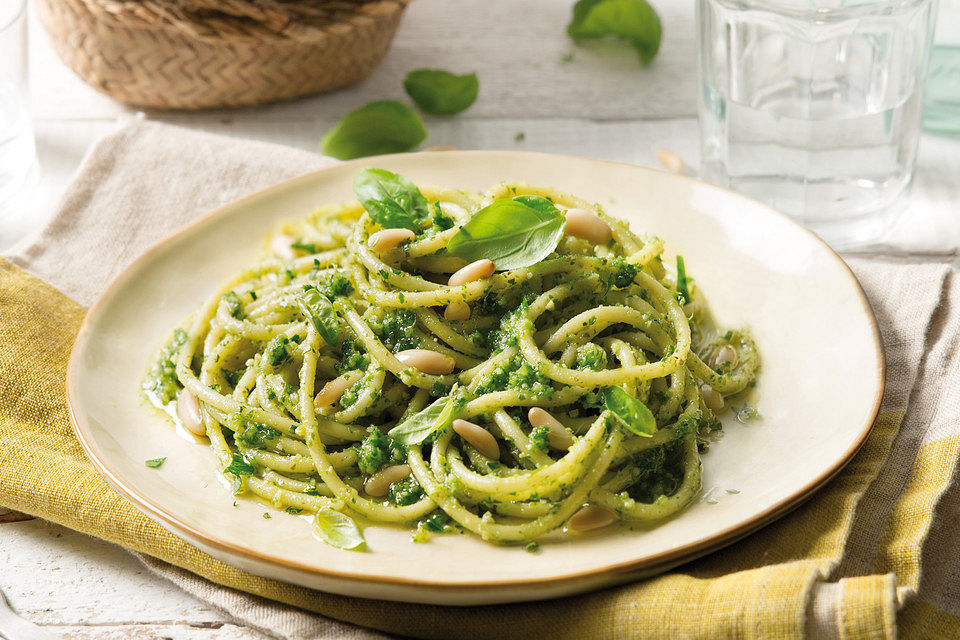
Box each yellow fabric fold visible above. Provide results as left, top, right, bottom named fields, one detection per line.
left=0, top=258, right=943, bottom=640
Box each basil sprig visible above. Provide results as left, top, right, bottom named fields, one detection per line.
left=603, top=386, right=656, bottom=437
left=403, top=69, right=479, bottom=115
left=313, top=507, right=366, bottom=551
left=388, top=384, right=460, bottom=446
left=353, top=168, right=430, bottom=232
left=298, top=285, right=340, bottom=347
left=320, top=101, right=427, bottom=160
left=446, top=195, right=565, bottom=270
left=568, top=0, right=662, bottom=65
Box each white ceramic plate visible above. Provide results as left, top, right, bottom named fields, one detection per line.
left=67, top=152, right=883, bottom=605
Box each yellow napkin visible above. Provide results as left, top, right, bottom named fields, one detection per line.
left=2, top=255, right=958, bottom=640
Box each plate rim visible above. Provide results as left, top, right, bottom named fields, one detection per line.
left=66, top=150, right=885, bottom=594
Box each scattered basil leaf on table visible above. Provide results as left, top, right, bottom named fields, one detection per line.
left=314, top=507, right=366, bottom=550
left=320, top=101, right=427, bottom=160
left=145, top=457, right=166, bottom=468
left=353, top=168, right=430, bottom=231
left=446, top=196, right=565, bottom=270
left=567, top=0, right=662, bottom=65
left=675, top=255, right=689, bottom=304
left=388, top=384, right=460, bottom=445
left=603, top=386, right=656, bottom=437
left=403, top=69, right=479, bottom=115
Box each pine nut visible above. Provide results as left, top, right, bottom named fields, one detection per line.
left=396, top=349, right=456, bottom=375
left=528, top=407, right=575, bottom=450
left=564, top=209, right=612, bottom=243
left=364, top=464, right=412, bottom=497
left=567, top=504, right=617, bottom=531
left=314, top=370, right=362, bottom=408
left=715, top=345, right=739, bottom=369
left=452, top=419, right=500, bottom=459
left=701, top=383, right=724, bottom=411
left=448, top=259, right=495, bottom=286
left=444, top=301, right=471, bottom=321
left=657, top=149, right=684, bottom=173
left=271, top=233, right=298, bottom=260
left=177, top=389, right=205, bottom=436
left=368, top=228, right=416, bottom=253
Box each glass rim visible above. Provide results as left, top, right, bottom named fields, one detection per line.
left=703, top=0, right=932, bottom=18
left=0, top=0, right=27, bottom=34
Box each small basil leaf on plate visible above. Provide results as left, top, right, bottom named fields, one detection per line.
left=403, top=69, right=479, bottom=115
left=388, top=384, right=460, bottom=445
left=353, top=168, right=430, bottom=232
left=567, top=0, right=662, bottom=65
left=298, top=285, right=340, bottom=347
left=446, top=196, right=565, bottom=270
left=145, top=457, right=166, bottom=468
left=314, top=507, right=366, bottom=551
left=603, top=386, right=656, bottom=437
left=320, top=101, right=427, bottom=160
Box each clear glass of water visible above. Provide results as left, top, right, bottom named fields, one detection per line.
left=0, top=0, right=38, bottom=224
left=925, top=0, right=960, bottom=133
left=697, top=0, right=936, bottom=248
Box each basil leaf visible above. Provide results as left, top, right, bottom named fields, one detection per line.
left=298, top=285, right=340, bottom=347
left=446, top=196, right=565, bottom=270
left=314, top=507, right=366, bottom=551
left=675, top=255, right=689, bottom=304
left=388, top=384, right=460, bottom=445
left=603, top=386, right=656, bottom=437
left=145, top=457, right=166, bottom=468
left=320, top=101, right=427, bottom=160
left=567, top=0, right=662, bottom=64
left=403, top=69, right=479, bottom=115
left=353, top=168, right=430, bottom=232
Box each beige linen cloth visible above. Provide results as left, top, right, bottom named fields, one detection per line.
left=3, top=118, right=960, bottom=639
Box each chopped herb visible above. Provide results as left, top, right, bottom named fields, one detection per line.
left=232, top=413, right=281, bottom=450
left=529, top=425, right=550, bottom=451
left=221, top=291, right=245, bottom=319
left=675, top=255, right=689, bottom=304
left=142, top=329, right=188, bottom=404
left=285, top=507, right=304, bottom=514
left=357, top=428, right=407, bottom=475
left=514, top=131, right=526, bottom=142
left=422, top=510, right=452, bottom=532
left=291, top=241, right=318, bottom=253
left=524, top=541, right=540, bottom=553
left=371, top=309, right=419, bottom=352
left=224, top=453, right=255, bottom=478
left=263, top=512, right=272, bottom=519
left=388, top=476, right=424, bottom=506
left=265, top=335, right=292, bottom=367
left=145, top=457, right=166, bottom=468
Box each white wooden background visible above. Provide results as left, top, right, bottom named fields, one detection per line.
left=2, top=0, right=959, bottom=638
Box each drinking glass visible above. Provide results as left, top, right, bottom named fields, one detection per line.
left=697, top=0, right=936, bottom=248
left=0, top=0, right=38, bottom=224
left=925, top=0, right=960, bottom=133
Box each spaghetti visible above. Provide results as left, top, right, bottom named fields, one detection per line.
left=144, top=171, right=759, bottom=548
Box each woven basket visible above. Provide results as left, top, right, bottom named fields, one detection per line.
left=35, top=0, right=410, bottom=110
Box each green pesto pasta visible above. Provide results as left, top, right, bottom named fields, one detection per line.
left=144, top=171, right=760, bottom=548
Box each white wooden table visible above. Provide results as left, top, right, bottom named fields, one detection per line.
left=2, top=0, right=959, bottom=638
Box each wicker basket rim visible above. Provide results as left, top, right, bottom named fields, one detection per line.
left=63, top=0, right=410, bottom=43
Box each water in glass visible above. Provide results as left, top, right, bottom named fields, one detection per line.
left=698, top=0, right=935, bottom=246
